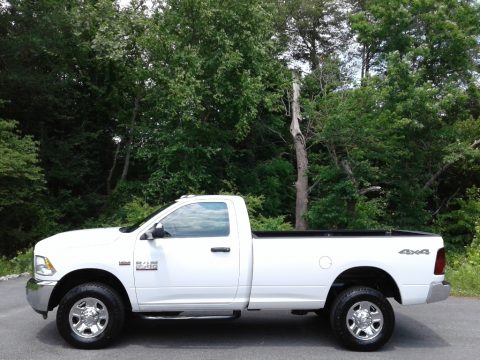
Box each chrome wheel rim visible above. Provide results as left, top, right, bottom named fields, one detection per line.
left=346, top=301, right=384, bottom=341
left=69, top=297, right=109, bottom=338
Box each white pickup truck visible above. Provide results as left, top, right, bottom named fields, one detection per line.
left=26, top=195, right=450, bottom=351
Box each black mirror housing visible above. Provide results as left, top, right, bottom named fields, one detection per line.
left=152, top=223, right=165, bottom=238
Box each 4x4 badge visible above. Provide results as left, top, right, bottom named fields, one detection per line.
left=399, top=249, right=430, bottom=255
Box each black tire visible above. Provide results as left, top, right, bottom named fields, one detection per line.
left=56, top=282, right=125, bottom=349
left=329, top=286, right=395, bottom=351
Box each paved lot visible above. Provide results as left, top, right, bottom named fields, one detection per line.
left=1, top=276, right=479, bottom=360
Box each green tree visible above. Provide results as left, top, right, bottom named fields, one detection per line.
left=302, top=0, right=480, bottom=232
left=0, top=0, right=121, bottom=226
left=0, top=119, right=46, bottom=255
left=136, top=0, right=291, bottom=208
left=277, top=0, right=348, bottom=71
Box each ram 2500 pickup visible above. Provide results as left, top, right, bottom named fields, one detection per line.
left=26, top=195, right=450, bottom=351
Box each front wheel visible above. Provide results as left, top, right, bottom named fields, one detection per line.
left=56, top=282, right=125, bottom=349
left=329, top=286, right=395, bottom=351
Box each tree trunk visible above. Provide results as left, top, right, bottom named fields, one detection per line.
left=361, top=44, right=371, bottom=80
left=290, top=73, right=308, bottom=230
left=120, top=137, right=132, bottom=181
left=106, top=140, right=121, bottom=196
left=365, top=47, right=370, bottom=78
left=120, top=95, right=140, bottom=181
left=361, top=44, right=366, bottom=79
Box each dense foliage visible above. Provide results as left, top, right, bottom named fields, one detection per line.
left=0, top=0, right=479, bottom=257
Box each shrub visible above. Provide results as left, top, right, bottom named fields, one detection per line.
left=0, top=248, right=33, bottom=276
left=445, top=221, right=480, bottom=296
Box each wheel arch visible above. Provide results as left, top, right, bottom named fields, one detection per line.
left=48, top=268, right=132, bottom=311
left=325, top=266, right=402, bottom=308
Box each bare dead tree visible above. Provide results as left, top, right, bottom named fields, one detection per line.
left=290, top=72, right=309, bottom=230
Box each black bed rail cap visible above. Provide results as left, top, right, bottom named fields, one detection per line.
left=252, top=229, right=439, bottom=238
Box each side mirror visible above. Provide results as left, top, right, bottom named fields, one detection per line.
left=152, top=222, right=165, bottom=239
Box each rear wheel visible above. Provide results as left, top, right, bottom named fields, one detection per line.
left=56, top=282, right=125, bottom=349
left=329, top=286, right=394, bottom=351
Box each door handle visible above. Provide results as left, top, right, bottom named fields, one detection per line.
left=211, top=247, right=230, bottom=253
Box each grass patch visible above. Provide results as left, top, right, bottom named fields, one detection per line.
left=446, top=265, right=480, bottom=297
left=445, top=246, right=480, bottom=297
left=0, top=249, right=33, bottom=277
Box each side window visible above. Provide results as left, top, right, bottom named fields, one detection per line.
left=161, top=202, right=230, bottom=238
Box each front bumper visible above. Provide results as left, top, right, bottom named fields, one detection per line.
left=426, top=280, right=451, bottom=304
left=26, top=277, right=57, bottom=318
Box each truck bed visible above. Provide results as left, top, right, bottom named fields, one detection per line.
left=249, top=229, right=443, bottom=310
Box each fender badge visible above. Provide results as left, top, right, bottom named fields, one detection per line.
left=136, top=261, right=158, bottom=270
left=119, top=261, right=131, bottom=266
left=399, top=249, right=430, bottom=255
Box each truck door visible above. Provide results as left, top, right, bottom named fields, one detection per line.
left=133, top=200, right=240, bottom=311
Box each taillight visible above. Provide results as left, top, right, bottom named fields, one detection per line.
left=434, top=248, right=446, bottom=275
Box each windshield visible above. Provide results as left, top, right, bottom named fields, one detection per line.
left=119, top=202, right=174, bottom=233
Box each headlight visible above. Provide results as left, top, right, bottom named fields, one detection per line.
left=35, top=256, right=56, bottom=276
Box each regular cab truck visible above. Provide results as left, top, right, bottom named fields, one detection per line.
left=26, top=195, right=450, bottom=351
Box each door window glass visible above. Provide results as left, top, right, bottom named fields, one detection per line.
left=161, top=202, right=230, bottom=237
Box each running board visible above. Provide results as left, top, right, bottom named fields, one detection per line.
left=139, top=310, right=241, bottom=321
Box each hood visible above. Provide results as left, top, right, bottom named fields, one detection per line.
left=35, top=227, right=122, bottom=254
